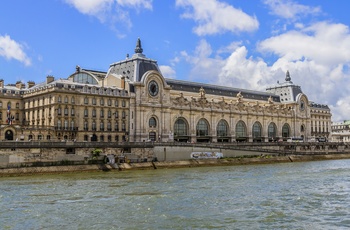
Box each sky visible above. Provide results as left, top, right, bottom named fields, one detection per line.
left=1, top=0, right=350, bottom=122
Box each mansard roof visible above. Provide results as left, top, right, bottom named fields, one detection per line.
left=165, top=78, right=280, bottom=102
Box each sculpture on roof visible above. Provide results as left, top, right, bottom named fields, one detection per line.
left=268, top=96, right=274, bottom=104
left=236, top=91, right=243, bottom=102
left=135, top=38, right=143, bottom=54
left=199, top=87, right=206, bottom=98
left=285, top=70, right=291, bottom=82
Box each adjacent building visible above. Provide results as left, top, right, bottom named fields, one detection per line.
left=331, top=120, right=350, bottom=142
left=0, top=38, right=332, bottom=142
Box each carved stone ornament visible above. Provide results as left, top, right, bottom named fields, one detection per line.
left=172, top=93, right=190, bottom=106
left=236, top=91, right=243, bottom=102
left=199, top=87, right=206, bottom=98
left=268, top=96, right=274, bottom=104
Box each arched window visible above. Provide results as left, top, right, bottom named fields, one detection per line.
left=268, top=122, right=277, bottom=139
left=149, top=117, right=157, bottom=127
left=235, top=121, right=246, bottom=138
left=301, top=125, right=305, bottom=132
left=217, top=120, right=228, bottom=137
left=252, top=122, right=262, bottom=139
left=196, top=119, right=209, bottom=136
left=174, top=118, right=188, bottom=136
left=282, top=124, right=290, bottom=138
left=72, top=72, right=98, bottom=84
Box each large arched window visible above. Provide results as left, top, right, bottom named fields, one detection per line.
left=252, top=122, right=262, bottom=138
left=174, top=118, right=188, bottom=138
left=236, top=121, right=246, bottom=138
left=282, top=124, right=290, bottom=138
left=149, top=117, right=157, bottom=127
left=72, top=73, right=98, bottom=85
left=196, top=119, right=209, bottom=136
left=217, top=120, right=228, bottom=137
left=268, top=122, right=277, bottom=139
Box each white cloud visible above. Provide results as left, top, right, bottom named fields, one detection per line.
left=256, top=21, right=350, bottom=116
left=176, top=0, right=259, bottom=35
left=159, top=65, right=176, bottom=79
left=179, top=39, right=225, bottom=81
left=258, top=22, right=350, bottom=66
left=64, top=0, right=113, bottom=18
left=116, top=0, right=152, bottom=10
left=263, top=0, right=321, bottom=20
left=64, top=0, right=152, bottom=30
left=176, top=20, right=350, bottom=121
left=0, top=35, right=31, bottom=66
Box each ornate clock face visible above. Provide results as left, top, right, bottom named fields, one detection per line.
left=148, top=80, right=159, bottom=96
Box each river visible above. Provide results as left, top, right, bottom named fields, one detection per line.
left=1, top=159, right=350, bottom=229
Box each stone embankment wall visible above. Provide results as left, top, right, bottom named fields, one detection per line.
left=2, top=154, right=350, bottom=176
left=0, top=147, right=154, bottom=168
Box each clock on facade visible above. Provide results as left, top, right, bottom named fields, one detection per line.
left=148, top=80, right=159, bottom=96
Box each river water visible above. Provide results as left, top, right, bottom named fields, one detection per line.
left=1, top=159, right=350, bottom=230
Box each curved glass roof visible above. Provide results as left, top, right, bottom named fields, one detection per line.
left=72, top=73, right=98, bottom=85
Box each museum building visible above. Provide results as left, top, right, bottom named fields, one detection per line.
left=0, top=38, right=331, bottom=142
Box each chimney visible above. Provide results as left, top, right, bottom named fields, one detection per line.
left=121, top=76, right=125, bottom=90
left=16, top=81, right=24, bottom=89
left=46, top=75, right=54, bottom=84
left=27, top=81, right=35, bottom=88
left=0, top=79, right=3, bottom=88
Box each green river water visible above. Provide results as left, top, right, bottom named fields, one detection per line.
left=1, top=159, right=350, bottom=229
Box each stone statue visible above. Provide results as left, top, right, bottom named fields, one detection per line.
left=268, top=96, right=274, bottom=104
left=236, top=91, right=243, bottom=102
left=199, top=87, right=205, bottom=98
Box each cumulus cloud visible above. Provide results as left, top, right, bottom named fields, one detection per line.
left=116, top=0, right=152, bottom=10
left=64, top=0, right=113, bottom=18
left=176, top=0, right=259, bottom=35
left=256, top=21, right=350, bottom=118
left=263, top=0, right=321, bottom=20
left=159, top=65, right=176, bottom=79
left=259, top=22, right=350, bottom=66
left=176, top=20, right=350, bottom=121
left=0, top=35, right=31, bottom=66
left=179, top=39, right=225, bottom=81
left=64, top=0, right=152, bottom=31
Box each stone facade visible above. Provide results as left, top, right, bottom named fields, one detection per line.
left=0, top=38, right=331, bottom=143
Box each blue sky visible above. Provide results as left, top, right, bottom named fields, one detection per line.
left=1, top=0, right=350, bottom=121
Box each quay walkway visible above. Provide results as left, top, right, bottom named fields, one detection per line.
left=0, top=141, right=349, bottom=155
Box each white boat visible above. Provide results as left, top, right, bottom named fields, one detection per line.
left=190, top=152, right=223, bottom=159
